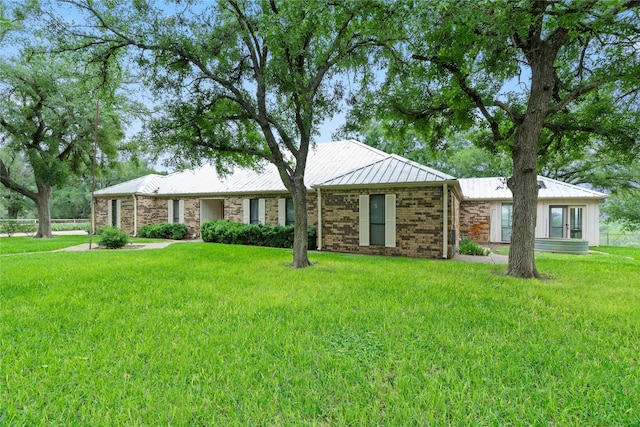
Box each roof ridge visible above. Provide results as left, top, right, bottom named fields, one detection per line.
left=316, top=155, right=392, bottom=184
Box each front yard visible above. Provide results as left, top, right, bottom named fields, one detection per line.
left=1, top=241, right=639, bottom=425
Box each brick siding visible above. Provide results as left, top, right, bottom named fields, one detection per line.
left=459, top=200, right=491, bottom=243
left=319, top=186, right=458, bottom=259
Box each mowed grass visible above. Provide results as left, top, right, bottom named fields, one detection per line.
left=1, top=243, right=639, bottom=425
left=0, top=235, right=91, bottom=254
left=0, top=235, right=167, bottom=255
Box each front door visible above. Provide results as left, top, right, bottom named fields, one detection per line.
left=549, top=206, right=584, bottom=239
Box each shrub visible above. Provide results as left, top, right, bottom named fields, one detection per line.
left=0, top=220, right=21, bottom=237
left=139, top=223, right=189, bottom=240
left=459, top=237, right=490, bottom=256
left=0, top=220, right=38, bottom=236
left=201, top=220, right=317, bottom=250
left=98, top=226, right=130, bottom=249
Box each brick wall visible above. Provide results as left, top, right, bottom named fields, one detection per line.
left=319, top=186, right=457, bottom=259
left=93, top=197, right=134, bottom=234
left=459, top=200, right=491, bottom=243
left=225, top=193, right=318, bottom=227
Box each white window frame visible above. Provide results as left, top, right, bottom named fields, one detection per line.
left=168, top=199, right=185, bottom=223
left=244, top=198, right=266, bottom=224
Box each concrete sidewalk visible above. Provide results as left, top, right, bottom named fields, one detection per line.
left=57, top=241, right=176, bottom=251
left=453, top=252, right=509, bottom=264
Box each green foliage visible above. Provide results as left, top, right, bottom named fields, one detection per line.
left=1, top=243, right=639, bottom=424
left=603, top=190, right=640, bottom=232
left=138, top=222, right=189, bottom=240
left=47, top=0, right=393, bottom=267
left=97, top=226, right=129, bottom=249
left=0, top=220, right=37, bottom=236
left=458, top=237, right=489, bottom=256
left=201, top=220, right=317, bottom=250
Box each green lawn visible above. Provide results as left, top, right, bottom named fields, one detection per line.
left=1, top=243, right=639, bottom=425
left=0, top=235, right=167, bottom=255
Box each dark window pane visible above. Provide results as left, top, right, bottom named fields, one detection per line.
left=286, top=198, right=295, bottom=225
left=370, top=194, right=385, bottom=245
left=173, top=200, right=180, bottom=223
left=250, top=198, right=259, bottom=224
left=111, top=200, right=118, bottom=226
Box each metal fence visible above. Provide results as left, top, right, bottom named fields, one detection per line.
left=600, top=232, right=640, bottom=247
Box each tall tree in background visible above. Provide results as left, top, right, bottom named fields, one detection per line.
left=353, top=0, right=639, bottom=278
left=51, top=0, right=392, bottom=267
left=0, top=52, right=125, bottom=237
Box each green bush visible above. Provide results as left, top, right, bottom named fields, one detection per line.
left=201, top=220, right=317, bottom=249
left=459, top=237, right=490, bottom=256
left=139, top=223, right=189, bottom=240
left=98, top=226, right=130, bottom=249
left=0, top=220, right=22, bottom=236
left=0, top=220, right=38, bottom=236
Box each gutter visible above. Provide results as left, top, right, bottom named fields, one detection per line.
left=133, top=194, right=137, bottom=237
left=317, top=188, right=322, bottom=251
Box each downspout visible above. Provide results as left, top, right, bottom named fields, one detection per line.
left=442, top=183, right=448, bottom=259
left=133, top=194, right=137, bottom=237
left=316, top=188, right=322, bottom=251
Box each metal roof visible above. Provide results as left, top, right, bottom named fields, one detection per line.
left=94, top=140, right=391, bottom=196
left=94, top=174, right=164, bottom=196
left=459, top=176, right=607, bottom=200
left=316, top=154, right=456, bottom=187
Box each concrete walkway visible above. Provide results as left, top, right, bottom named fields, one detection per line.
left=57, top=241, right=177, bottom=252
left=453, top=252, right=509, bottom=264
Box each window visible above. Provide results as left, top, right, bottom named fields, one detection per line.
left=501, top=203, right=512, bottom=242
left=243, top=198, right=265, bottom=224
left=111, top=200, right=119, bottom=227
left=370, top=194, right=386, bottom=245
left=250, top=198, right=259, bottom=224
left=172, top=200, right=180, bottom=223
left=359, top=194, right=396, bottom=247
left=168, top=199, right=184, bottom=224
left=285, top=198, right=295, bottom=225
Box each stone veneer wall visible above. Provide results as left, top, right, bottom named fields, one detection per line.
left=459, top=200, right=491, bottom=243
left=319, top=186, right=456, bottom=259
left=94, top=197, right=135, bottom=235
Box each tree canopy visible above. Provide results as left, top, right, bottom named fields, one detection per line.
left=49, top=0, right=393, bottom=266
left=0, top=50, right=126, bottom=237
left=348, top=0, right=640, bottom=277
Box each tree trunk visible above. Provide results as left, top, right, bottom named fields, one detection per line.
left=291, top=178, right=311, bottom=268
left=506, top=50, right=557, bottom=278
left=34, top=183, right=53, bottom=238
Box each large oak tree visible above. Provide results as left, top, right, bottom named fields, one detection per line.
left=354, top=0, right=639, bottom=277
left=50, top=0, right=392, bottom=267
left=0, top=52, right=125, bottom=237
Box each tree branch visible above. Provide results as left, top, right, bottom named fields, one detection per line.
left=413, top=54, right=503, bottom=141
left=547, top=80, right=604, bottom=114
left=0, top=159, right=38, bottom=201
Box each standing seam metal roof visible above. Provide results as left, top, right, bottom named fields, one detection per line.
left=315, top=154, right=456, bottom=187
left=458, top=176, right=607, bottom=200
left=94, top=140, right=392, bottom=196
